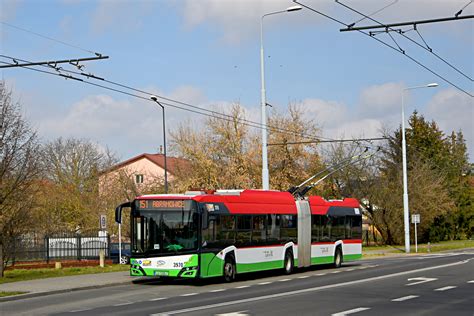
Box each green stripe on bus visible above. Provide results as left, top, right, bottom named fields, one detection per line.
left=343, top=253, right=362, bottom=261
left=236, top=260, right=284, bottom=273
left=310, top=256, right=334, bottom=265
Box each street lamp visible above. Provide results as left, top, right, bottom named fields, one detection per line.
left=150, top=95, right=168, bottom=194
left=260, top=5, right=302, bottom=190
left=401, top=82, right=438, bottom=253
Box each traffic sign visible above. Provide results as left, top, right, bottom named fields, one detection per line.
left=100, top=214, right=107, bottom=230
left=411, top=214, right=420, bottom=224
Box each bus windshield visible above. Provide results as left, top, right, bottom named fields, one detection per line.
left=132, top=200, right=198, bottom=255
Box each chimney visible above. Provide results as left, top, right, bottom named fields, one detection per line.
left=159, top=145, right=163, bottom=154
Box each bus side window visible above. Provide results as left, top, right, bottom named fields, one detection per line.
left=321, top=215, right=331, bottom=242
left=351, top=216, right=362, bottom=239
left=280, top=215, right=297, bottom=243
left=345, top=216, right=352, bottom=239
left=252, top=215, right=266, bottom=245
left=215, top=215, right=235, bottom=247
left=331, top=216, right=346, bottom=241
left=266, top=214, right=280, bottom=245
left=311, top=215, right=321, bottom=242
left=235, top=215, right=252, bottom=247
left=202, top=214, right=216, bottom=248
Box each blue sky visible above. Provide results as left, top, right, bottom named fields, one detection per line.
left=1, top=0, right=473, bottom=161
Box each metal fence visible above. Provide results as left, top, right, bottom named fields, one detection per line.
left=7, top=231, right=111, bottom=265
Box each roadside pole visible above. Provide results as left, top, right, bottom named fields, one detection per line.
left=118, top=223, right=122, bottom=264
left=412, top=214, right=420, bottom=253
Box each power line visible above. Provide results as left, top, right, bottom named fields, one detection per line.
left=293, top=0, right=473, bottom=98
left=336, top=0, right=474, bottom=82
left=0, top=54, right=334, bottom=143
left=349, top=0, right=398, bottom=27
left=455, top=0, right=473, bottom=17
left=268, top=137, right=388, bottom=146
left=0, top=21, right=102, bottom=56
left=0, top=58, right=335, bottom=143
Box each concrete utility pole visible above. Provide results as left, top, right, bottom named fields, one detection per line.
left=401, top=83, right=438, bottom=253
left=260, top=5, right=302, bottom=190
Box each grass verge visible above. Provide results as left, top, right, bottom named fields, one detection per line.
left=0, top=291, right=27, bottom=297
left=0, top=264, right=129, bottom=285
left=363, top=239, right=473, bottom=257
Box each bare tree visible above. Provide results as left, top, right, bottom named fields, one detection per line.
left=0, top=82, right=41, bottom=277
left=37, top=137, right=116, bottom=233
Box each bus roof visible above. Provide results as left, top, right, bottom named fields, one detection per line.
left=136, top=190, right=360, bottom=215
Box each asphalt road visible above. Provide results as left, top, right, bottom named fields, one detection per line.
left=1, top=251, right=473, bottom=316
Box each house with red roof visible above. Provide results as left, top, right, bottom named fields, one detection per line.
left=99, top=153, right=190, bottom=196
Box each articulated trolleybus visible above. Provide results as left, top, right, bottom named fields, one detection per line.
left=115, top=189, right=362, bottom=281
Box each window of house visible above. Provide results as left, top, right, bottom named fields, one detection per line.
left=135, top=174, right=144, bottom=184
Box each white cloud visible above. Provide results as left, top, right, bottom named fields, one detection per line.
left=425, top=88, right=474, bottom=159
left=357, top=82, right=403, bottom=119
left=174, top=0, right=473, bottom=44
left=0, top=0, right=21, bottom=22
left=177, top=0, right=329, bottom=44
left=29, top=85, right=250, bottom=159
left=90, top=0, right=154, bottom=35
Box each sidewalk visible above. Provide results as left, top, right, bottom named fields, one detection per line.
left=0, top=270, right=133, bottom=302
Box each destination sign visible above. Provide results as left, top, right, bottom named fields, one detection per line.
left=139, top=200, right=185, bottom=209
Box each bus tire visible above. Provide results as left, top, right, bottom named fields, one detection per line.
left=223, top=254, right=236, bottom=282
left=283, top=250, right=294, bottom=275
left=334, top=247, right=343, bottom=268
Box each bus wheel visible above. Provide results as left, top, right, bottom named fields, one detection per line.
left=283, top=250, right=294, bottom=275
left=223, top=255, right=236, bottom=282
left=334, top=247, right=342, bottom=268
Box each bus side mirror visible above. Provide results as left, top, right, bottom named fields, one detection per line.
left=115, top=202, right=131, bottom=224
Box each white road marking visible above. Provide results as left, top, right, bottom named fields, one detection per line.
left=257, top=281, right=272, bottom=285
left=467, top=280, right=474, bottom=283
left=298, top=275, right=310, bottom=279
left=331, top=271, right=341, bottom=274
left=150, top=259, right=468, bottom=316
left=314, top=273, right=326, bottom=276
left=215, top=311, right=249, bottom=316
left=391, top=295, right=419, bottom=302
left=345, top=269, right=355, bottom=272
left=278, top=278, right=291, bottom=282
left=113, top=302, right=133, bottom=306
left=406, top=277, right=438, bottom=286
left=332, top=307, right=371, bottom=315
left=434, top=286, right=457, bottom=291
left=149, top=297, right=168, bottom=301
left=235, top=285, right=250, bottom=289
left=210, top=289, right=226, bottom=293
left=69, top=308, right=92, bottom=313
left=181, top=293, right=198, bottom=296
left=358, top=266, right=368, bottom=269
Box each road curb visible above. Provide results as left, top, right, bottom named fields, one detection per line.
left=0, top=280, right=132, bottom=302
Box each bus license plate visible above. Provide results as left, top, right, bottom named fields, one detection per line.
left=155, top=271, right=169, bottom=276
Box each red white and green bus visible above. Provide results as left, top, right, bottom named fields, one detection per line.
left=115, top=189, right=362, bottom=281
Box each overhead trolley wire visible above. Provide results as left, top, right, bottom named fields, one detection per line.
left=455, top=0, right=473, bottom=17
left=0, top=21, right=103, bottom=57
left=336, top=0, right=474, bottom=83
left=349, top=0, right=398, bottom=27
left=293, top=0, right=473, bottom=98
left=0, top=57, right=336, bottom=143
